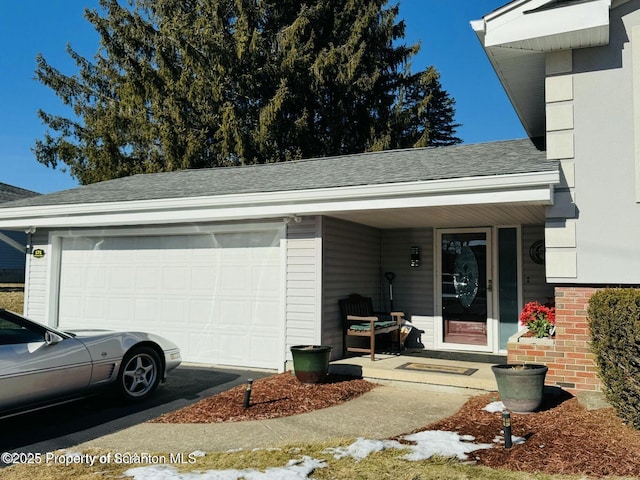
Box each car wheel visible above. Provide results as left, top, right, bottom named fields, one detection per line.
left=118, top=346, right=161, bottom=401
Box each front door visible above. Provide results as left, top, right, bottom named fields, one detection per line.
left=437, top=229, right=493, bottom=352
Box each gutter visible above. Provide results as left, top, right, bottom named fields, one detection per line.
left=0, top=170, right=559, bottom=230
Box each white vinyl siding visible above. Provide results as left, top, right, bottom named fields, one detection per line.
left=24, top=231, right=49, bottom=320
left=285, top=217, right=322, bottom=356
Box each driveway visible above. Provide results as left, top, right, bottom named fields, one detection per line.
left=0, top=365, right=269, bottom=458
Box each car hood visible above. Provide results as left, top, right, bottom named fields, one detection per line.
left=62, top=328, right=113, bottom=337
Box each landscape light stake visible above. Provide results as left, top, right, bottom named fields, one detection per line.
left=243, top=379, right=253, bottom=409
left=502, top=411, right=513, bottom=448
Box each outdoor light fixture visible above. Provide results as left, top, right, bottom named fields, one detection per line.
left=502, top=411, right=512, bottom=449
left=284, top=215, right=302, bottom=224
left=410, top=246, right=421, bottom=267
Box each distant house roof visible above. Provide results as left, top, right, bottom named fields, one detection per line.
left=0, top=139, right=555, bottom=209
left=0, top=183, right=39, bottom=203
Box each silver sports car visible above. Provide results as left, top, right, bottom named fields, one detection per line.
left=0, top=309, right=181, bottom=418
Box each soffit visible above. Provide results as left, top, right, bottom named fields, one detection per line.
left=472, top=0, right=612, bottom=138
left=326, top=201, right=547, bottom=229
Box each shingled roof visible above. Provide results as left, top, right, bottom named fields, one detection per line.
left=0, top=183, right=39, bottom=203
left=0, top=139, right=555, bottom=209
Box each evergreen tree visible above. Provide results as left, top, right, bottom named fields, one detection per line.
left=34, top=0, right=462, bottom=184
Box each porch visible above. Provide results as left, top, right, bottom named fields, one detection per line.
left=328, top=349, right=501, bottom=394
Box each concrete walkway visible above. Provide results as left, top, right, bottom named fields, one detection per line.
left=77, top=385, right=472, bottom=452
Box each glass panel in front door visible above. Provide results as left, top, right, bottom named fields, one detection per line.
left=441, top=232, right=488, bottom=346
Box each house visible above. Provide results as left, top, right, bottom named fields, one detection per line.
left=0, top=183, right=39, bottom=283
left=0, top=0, right=636, bottom=393
left=0, top=141, right=558, bottom=371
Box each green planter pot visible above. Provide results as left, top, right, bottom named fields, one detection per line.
left=492, top=363, right=548, bottom=413
left=290, top=345, right=333, bottom=384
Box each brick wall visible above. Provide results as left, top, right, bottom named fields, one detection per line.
left=507, top=286, right=602, bottom=393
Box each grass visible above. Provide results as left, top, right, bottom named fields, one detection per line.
left=0, top=444, right=621, bottom=480
left=0, top=287, right=24, bottom=313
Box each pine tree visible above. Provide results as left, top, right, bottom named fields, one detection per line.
left=34, top=0, right=461, bottom=184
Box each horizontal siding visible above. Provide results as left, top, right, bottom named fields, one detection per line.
left=381, top=228, right=434, bottom=316
left=522, top=224, right=555, bottom=304
left=382, top=228, right=435, bottom=348
left=322, top=217, right=381, bottom=355
left=285, top=217, right=320, bottom=357
left=25, top=231, right=49, bottom=322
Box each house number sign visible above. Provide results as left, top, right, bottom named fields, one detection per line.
left=32, top=248, right=45, bottom=259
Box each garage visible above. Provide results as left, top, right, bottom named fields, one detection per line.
left=56, top=227, right=284, bottom=369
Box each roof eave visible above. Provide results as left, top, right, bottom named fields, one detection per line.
left=473, top=0, right=612, bottom=138
left=0, top=170, right=559, bottom=230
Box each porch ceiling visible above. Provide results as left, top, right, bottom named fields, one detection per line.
left=325, top=201, right=546, bottom=229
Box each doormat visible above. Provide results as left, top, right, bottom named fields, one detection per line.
left=404, top=349, right=505, bottom=365
left=396, top=362, right=478, bottom=376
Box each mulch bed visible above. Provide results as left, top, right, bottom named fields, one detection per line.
left=415, top=391, right=640, bottom=478
left=151, top=372, right=640, bottom=478
left=151, top=372, right=376, bottom=423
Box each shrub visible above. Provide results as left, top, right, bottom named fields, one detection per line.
left=588, top=288, right=640, bottom=428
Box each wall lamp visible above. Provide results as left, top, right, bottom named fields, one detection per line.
left=410, top=246, right=421, bottom=268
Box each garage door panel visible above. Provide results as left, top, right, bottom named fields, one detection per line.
left=250, top=335, right=278, bottom=363
left=108, top=297, right=132, bottom=322
left=220, top=265, right=249, bottom=293
left=58, top=231, right=283, bottom=369
left=59, top=294, right=83, bottom=319
left=158, top=297, right=187, bottom=324
left=252, top=300, right=281, bottom=328
left=135, top=266, right=161, bottom=290
left=133, top=298, right=160, bottom=322
left=162, top=267, right=189, bottom=290
left=61, top=266, right=86, bottom=289
left=189, top=298, right=215, bottom=322
left=218, top=333, right=246, bottom=362
left=218, top=299, right=250, bottom=328
left=110, top=267, right=134, bottom=289
left=191, top=272, right=219, bottom=294
left=187, top=333, right=217, bottom=364
left=252, top=266, right=281, bottom=293
left=85, top=296, right=108, bottom=321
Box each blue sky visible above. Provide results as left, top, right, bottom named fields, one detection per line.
left=0, top=1, right=523, bottom=194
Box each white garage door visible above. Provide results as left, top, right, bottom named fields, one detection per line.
left=57, top=230, right=283, bottom=369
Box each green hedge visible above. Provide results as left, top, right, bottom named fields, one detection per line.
left=588, top=288, right=640, bottom=428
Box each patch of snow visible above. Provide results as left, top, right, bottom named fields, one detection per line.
left=123, top=428, right=500, bottom=479
left=483, top=401, right=506, bottom=413
left=124, top=456, right=326, bottom=480
left=324, top=438, right=404, bottom=461
left=401, top=431, right=494, bottom=461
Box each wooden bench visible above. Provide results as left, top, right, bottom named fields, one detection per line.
left=338, top=294, right=404, bottom=361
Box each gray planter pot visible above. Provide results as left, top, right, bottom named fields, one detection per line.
left=492, top=363, right=548, bottom=413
